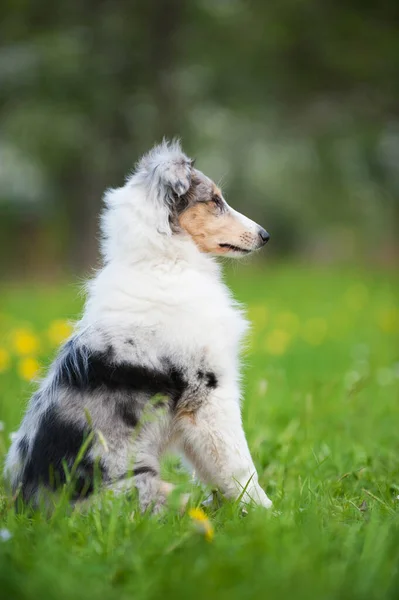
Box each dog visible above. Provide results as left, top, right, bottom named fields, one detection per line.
left=4, top=140, right=272, bottom=512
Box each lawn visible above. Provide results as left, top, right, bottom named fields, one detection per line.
left=0, top=265, right=398, bottom=600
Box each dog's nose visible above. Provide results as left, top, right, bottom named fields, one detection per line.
left=258, top=228, right=270, bottom=245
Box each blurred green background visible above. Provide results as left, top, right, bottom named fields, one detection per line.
left=0, top=7, right=399, bottom=597
left=1, top=0, right=399, bottom=278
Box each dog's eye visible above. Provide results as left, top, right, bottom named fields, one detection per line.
left=211, top=195, right=223, bottom=210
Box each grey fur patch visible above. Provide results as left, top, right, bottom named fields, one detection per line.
left=169, top=170, right=215, bottom=230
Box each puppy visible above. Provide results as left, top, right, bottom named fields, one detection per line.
left=5, top=140, right=272, bottom=512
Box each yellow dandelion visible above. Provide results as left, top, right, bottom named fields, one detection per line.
left=188, top=507, right=214, bottom=542
left=377, top=307, right=399, bottom=334
left=0, top=348, right=10, bottom=373
left=18, top=357, right=40, bottom=381
left=265, top=329, right=291, bottom=355
left=344, top=283, right=369, bottom=311
left=275, top=311, right=300, bottom=336
left=302, top=317, right=327, bottom=346
left=12, top=329, right=39, bottom=356
left=47, top=319, right=72, bottom=346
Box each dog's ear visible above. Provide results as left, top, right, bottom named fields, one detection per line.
left=135, top=139, right=194, bottom=199
left=127, top=140, right=195, bottom=235
left=161, top=156, right=192, bottom=198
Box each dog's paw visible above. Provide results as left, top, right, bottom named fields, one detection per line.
left=258, top=494, right=273, bottom=509
left=243, top=484, right=273, bottom=509
left=140, top=492, right=169, bottom=515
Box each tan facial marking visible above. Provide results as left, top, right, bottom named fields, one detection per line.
left=179, top=201, right=250, bottom=255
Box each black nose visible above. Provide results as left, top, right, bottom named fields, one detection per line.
left=258, top=228, right=270, bottom=245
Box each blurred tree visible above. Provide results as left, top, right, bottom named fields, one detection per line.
left=0, top=0, right=398, bottom=275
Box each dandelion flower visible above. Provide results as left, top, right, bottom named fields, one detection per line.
left=47, top=320, right=72, bottom=346
left=12, top=329, right=39, bottom=356
left=0, top=529, right=12, bottom=542
left=0, top=348, right=10, bottom=373
left=18, top=357, right=40, bottom=381
left=189, top=507, right=214, bottom=542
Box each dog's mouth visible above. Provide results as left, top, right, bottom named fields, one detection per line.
left=218, top=243, right=251, bottom=254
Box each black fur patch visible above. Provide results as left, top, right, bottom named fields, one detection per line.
left=205, top=372, right=217, bottom=388
left=56, top=340, right=187, bottom=407
left=197, top=370, right=217, bottom=388
left=133, top=466, right=158, bottom=477
left=115, top=400, right=139, bottom=428
left=114, top=466, right=158, bottom=482
left=21, top=404, right=101, bottom=500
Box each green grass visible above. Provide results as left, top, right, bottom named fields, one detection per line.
left=0, top=265, right=398, bottom=600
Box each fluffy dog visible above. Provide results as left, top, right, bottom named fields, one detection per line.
left=5, top=140, right=272, bottom=512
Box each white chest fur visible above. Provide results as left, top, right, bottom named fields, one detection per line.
left=82, top=256, right=248, bottom=376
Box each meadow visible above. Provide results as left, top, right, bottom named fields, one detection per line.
left=0, top=265, right=398, bottom=600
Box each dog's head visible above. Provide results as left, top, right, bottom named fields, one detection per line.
left=130, top=140, right=269, bottom=258
left=175, top=169, right=269, bottom=257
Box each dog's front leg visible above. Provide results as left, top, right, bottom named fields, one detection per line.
left=175, top=392, right=272, bottom=508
